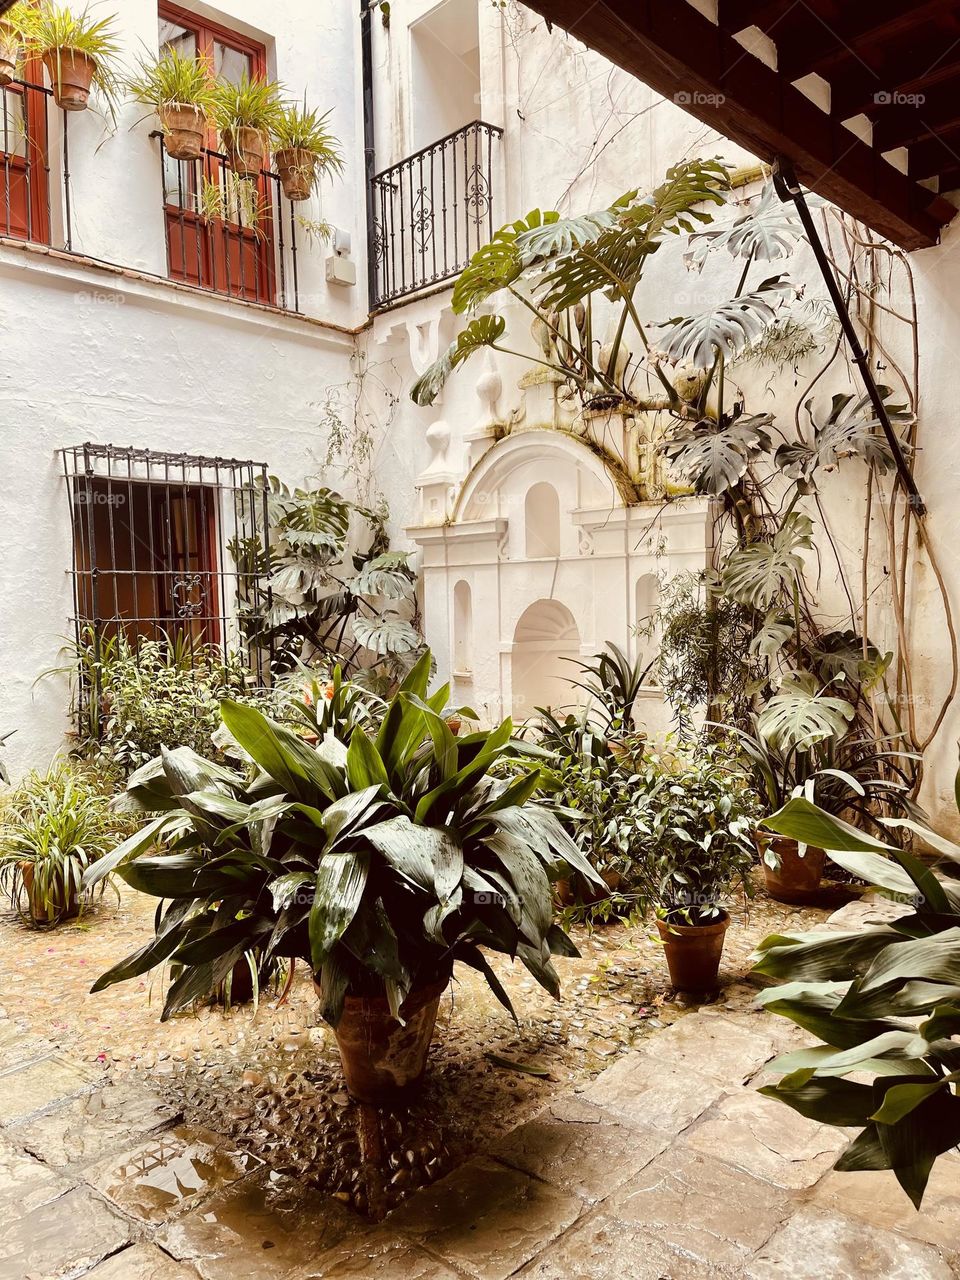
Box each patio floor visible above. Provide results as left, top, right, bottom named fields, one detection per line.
left=1, top=900, right=959, bottom=1278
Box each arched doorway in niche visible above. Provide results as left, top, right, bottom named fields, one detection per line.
left=510, top=598, right=581, bottom=722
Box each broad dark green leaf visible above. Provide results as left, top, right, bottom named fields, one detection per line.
left=308, top=849, right=370, bottom=972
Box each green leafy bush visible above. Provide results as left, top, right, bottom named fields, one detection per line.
left=85, top=652, right=602, bottom=1023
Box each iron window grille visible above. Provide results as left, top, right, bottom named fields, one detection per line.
left=371, top=120, right=502, bottom=309
left=61, top=443, right=274, bottom=725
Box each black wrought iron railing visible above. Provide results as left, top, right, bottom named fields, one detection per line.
left=156, top=137, right=300, bottom=312
left=371, top=120, right=502, bottom=308
left=1, top=75, right=72, bottom=249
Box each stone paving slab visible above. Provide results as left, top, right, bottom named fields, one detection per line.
left=86, top=1124, right=261, bottom=1225
left=808, top=1159, right=960, bottom=1257
left=514, top=1212, right=738, bottom=1279
left=582, top=1052, right=728, bottom=1133
left=0, top=1133, right=72, bottom=1214
left=0, top=1019, right=56, bottom=1072
left=387, top=1156, right=584, bottom=1280
left=305, top=1231, right=464, bottom=1279
left=606, top=1146, right=790, bottom=1269
left=633, top=1013, right=778, bottom=1086
left=12, top=1079, right=179, bottom=1167
left=0, top=1053, right=99, bottom=1123
left=86, top=1242, right=203, bottom=1280
left=0, top=1185, right=133, bottom=1280
left=743, top=1206, right=956, bottom=1279
left=157, top=1167, right=366, bottom=1280
left=679, top=1089, right=846, bottom=1190
left=490, top=1095, right=670, bottom=1203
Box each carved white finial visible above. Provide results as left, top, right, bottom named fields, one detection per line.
left=475, top=353, right=502, bottom=431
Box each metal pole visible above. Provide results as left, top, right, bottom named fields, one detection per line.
left=772, top=156, right=926, bottom=517
left=361, top=0, right=378, bottom=310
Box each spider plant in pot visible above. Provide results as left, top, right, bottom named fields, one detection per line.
left=213, top=71, right=281, bottom=177
left=84, top=652, right=601, bottom=1103
left=127, top=47, right=216, bottom=162
left=271, top=100, right=343, bottom=202
left=0, top=762, right=124, bottom=927
left=633, top=742, right=758, bottom=992
left=721, top=678, right=919, bottom=904
left=34, top=3, right=122, bottom=115
left=0, top=2, right=39, bottom=87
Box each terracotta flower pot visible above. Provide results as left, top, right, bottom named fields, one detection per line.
left=224, top=125, right=267, bottom=177
left=274, top=147, right=317, bottom=201
left=159, top=103, right=206, bottom=161
left=0, top=21, right=20, bottom=87
left=42, top=48, right=96, bottom=112
left=656, top=912, right=730, bottom=992
left=18, top=861, right=80, bottom=926
left=317, top=977, right=447, bottom=1104
left=758, top=834, right=826, bottom=905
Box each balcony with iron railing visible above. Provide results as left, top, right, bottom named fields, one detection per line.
left=370, top=120, right=502, bottom=309
left=1, top=75, right=70, bottom=249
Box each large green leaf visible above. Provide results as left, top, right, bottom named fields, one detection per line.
left=685, top=183, right=810, bottom=267
left=411, top=316, right=507, bottom=407
left=757, top=1073, right=876, bottom=1127
left=757, top=675, right=854, bottom=753
left=352, top=615, right=423, bottom=658
left=309, top=848, right=370, bottom=972
left=658, top=276, right=793, bottom=369
left=753, top=929, right=901, bottom=982
left=659, top=414, right=773, bottom=496
left=859, top=929, right=960, bottom=993
left=722, top=512, right=814, bottom=612
left=220, top=700, right=343, bottom=804
left=363, top=816, right=464, bottom=902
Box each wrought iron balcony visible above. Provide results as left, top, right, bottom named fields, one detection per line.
left=370, top=120, right=502, bottom=309
left=156, top=137, right=301, bottom=312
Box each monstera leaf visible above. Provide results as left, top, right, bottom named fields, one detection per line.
left=749, top=614, right=795, bottom=658
left=659, top=413, right=773, bottom=495
left=451, top=210, right=566, bottom=313
left=352, top=615, right=422, bottom=657
left=758, top=674, right=855, bottom=752
left=658, top=276, right=794, bottom=369
left=411, top=315, right=506, bottom=407
left=351, top=553, right=416, bottom=600
left=684, top=182, right=820, bottom=270
left=808, top=629, right=892, bottom=691
left=721, top=512, right=814, bottom=611
left=514, top=194, right=634, bottom=267
left=775, top=388, right=912, bottom=490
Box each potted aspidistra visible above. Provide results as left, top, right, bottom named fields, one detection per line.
left=634, top=742, right=758, bottom=991
left=270, top=100, right=343, bottom=201
left=213, top=70, right=281, bottom=177
left=0, top=2, right=39, bottom=86
left=85, top=652, right=600, bottom=1103
left=127, top=47, right=217, bottom=162
left=33, top=2, right=121, bottom=114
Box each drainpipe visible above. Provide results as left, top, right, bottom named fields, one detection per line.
left=360, top=0, right=378, bottom=313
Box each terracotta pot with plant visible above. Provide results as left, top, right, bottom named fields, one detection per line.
left=271, top=100, right=343, bottom=202
left=84, top=650, right=602, bottom=1104
left=34, top=3, right=121, bottom=114
left=214, top=71, right=281, bottom=177
left=0, top=2, right=38, bottom=87
left=127, top=47, right=216, bottom=162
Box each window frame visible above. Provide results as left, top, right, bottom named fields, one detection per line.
left=0, top=48, right=51, bottom=246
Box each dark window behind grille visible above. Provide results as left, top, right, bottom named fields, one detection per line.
left=61, top=443, right=272, bottom=688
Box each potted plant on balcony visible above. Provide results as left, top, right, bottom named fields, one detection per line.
left=33, top=3, right=121, bottom=114
left=127, top=47, right=216, bottom=162
left=638, top=742, right=758, bottom=992
left=0, top=2, right=39, bottom=87
left=84, top=652, right=601, bottom=1102
left=0, top=763, right=124, bottom=927
left=213, top=70, right=281, bottom=177
left=271, top=100, right=343, bottom=202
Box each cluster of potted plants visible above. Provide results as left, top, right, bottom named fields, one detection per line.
left=0, top=2, right=122, bottom=111
left=84, top=651, right=602, bottom=1102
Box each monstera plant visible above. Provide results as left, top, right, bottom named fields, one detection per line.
left=84, top=653, right=601, bottom=1101
left=753, top=787, right=960, bottom=1207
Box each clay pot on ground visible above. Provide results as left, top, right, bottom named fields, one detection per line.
left=758, top=833, right=826, bottom=905
left=318, top=976, right=447, bottom=1104
left=18, top=862, right=80, bottom=926
left=556, top=867, right=621, bottom=909
left=224, top=126, right=267, bottom=177
left=0, top=21, right=20, bottom=87
left=159, top=103, right=206, bottom=161
left=42, top=48, right=96, bottom=111
left=274, top=147, right=317, bottom=201
left=656, top=912, right=730, bottom=992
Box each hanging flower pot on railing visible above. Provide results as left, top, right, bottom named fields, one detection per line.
left=274, top=147, right=317, bottom=201
left=223, top=125, right=267, bottom=178
left=0, top=20, right=21, bottom=87
left=43, top=48, right=97, bottom=111
left=159, top=103, right=206, bottom=161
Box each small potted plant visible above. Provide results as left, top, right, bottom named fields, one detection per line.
left=635, top=742, right=758, bottom=991
left=0, top=763, right=124, bottom=927
left=271, top=100, right=343, bottom=201
left=33, top=2, right=121, bottom=114
left=85, top=652, right=602, bottom=1102
left=127, top=47, right=216, bottom=162
left=213, top=70, right=281, bottom=177
left=0, top=2, right=39, bottom=87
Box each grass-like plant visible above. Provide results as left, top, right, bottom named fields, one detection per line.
left=213, top=70, right=281, bottom=141
left=127, top=46, right=216, bottom=114
left=0, top=762, right=128, bottom=926
left=33, top=3, right=123, bottom=115
left=272, top=102, right=343, bottom=168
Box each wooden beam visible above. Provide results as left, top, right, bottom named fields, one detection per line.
left=716, top=0, right=803, bottom=35
left=872, top=86, right=960, bottom=151
left=829, top=38, right=960, bottom=121
left=776, top=1, right=955, bottom=82
left=522, top=0, right=956, bottom=251
left=909, top=126, right=960, bottom=180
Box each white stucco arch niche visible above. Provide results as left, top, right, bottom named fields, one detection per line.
left=408, top=426, right=713, bottom=728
